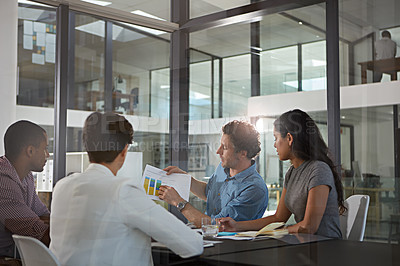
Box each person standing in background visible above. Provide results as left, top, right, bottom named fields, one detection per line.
left=374, top=30, right=397, bottom=82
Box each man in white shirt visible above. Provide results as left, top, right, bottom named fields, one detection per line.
left=50, top=112, right=203, bottom=266
left=374, top=30, right=397, bottom=82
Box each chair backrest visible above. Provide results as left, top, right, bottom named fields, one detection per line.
left=12, top=235, right=60, bottom=266
left=339, top=195, right=370, bottom=241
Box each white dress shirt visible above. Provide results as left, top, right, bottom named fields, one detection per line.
left=375, top=37, right=397, bottom=60
left=50, top=163, right=203, bottom=266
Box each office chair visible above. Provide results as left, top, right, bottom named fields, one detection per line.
left=12, top=235, right=61, bottom=266
left=339, top=195, right=370, bottom=241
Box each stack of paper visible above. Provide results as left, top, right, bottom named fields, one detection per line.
left=236, top=222, right=288, bottom=237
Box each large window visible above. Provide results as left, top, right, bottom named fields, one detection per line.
left=65, top=12, right=171, bottom=182
left=73, top=13, right=105, bottom=111
left=11, top=0, right=400, bottom=244
left=338, top=0, right=400, bottom=241
left=17, top=3, right=56, bottom=107
left=188, top=2, right=327, bottom=214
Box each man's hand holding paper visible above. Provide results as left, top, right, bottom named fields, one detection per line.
left=141, top=165, right=191, bottom=202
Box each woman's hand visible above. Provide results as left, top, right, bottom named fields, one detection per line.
left=218, top=217, right=238, bottom=232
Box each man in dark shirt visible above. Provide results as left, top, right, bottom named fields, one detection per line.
left=0, top=121, right=50, bottom=258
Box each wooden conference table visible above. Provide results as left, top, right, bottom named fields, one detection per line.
left=152, top=234, right=400, bottom=266
left=358, top=57, right=400, bottom=84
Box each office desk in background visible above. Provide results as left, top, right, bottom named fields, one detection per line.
left=87, top=90, right=136, bottom=115
left=358, top=57, right=400, bottom=84
left=152, top=235, right=399, bottom=266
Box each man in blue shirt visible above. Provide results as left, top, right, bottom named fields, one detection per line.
left=159, top=120, right=268, bottom=228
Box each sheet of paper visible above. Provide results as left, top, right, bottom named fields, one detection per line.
left=34, top=21, right=46, bottom=33
left=24, top=20, right=33, bottom=35
left=46, top=33, right=56, bottom=44
left=215, top=235, right=254, bottom=241
left=36, top=32, right=45, bottom=46
left=203, top=240, right=223, bottom=247
left=45, top=51, right=55, bottom=63
left=32, top=53, right=44, bottom=65
left=23, top=35, right=33, bottom=50
left=45, top=42, right=56, bottom=63
left=141, top=164, right=191, bottom=201
left=235, top=231, right=259, bottom=237
left=259, top=222, right=285, bottom=233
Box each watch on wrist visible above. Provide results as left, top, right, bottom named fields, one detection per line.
left=176, top=200, right=188, bottom=212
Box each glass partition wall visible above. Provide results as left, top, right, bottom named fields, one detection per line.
left=14, top=0, right=400, bottom=243
left=65, top=11, right=172, bottom=181
left=338, top=0, right=400, bottom=241
left=188, top=2, right=328, bottom=215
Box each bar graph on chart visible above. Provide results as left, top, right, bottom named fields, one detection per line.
left=141, top=165, right=191, bottom=201
left=143, top=177, right=162, bottom=196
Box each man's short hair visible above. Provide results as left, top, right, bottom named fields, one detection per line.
left=222, top=120, right=261, bottom=159
left=382, top=30, right=391, bottom=38
left=4, top=121, right=46, bottom=161
left=83, top=112, right=133, bottom=163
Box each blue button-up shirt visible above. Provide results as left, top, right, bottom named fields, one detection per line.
left=205, top=160, right=268, bottom=221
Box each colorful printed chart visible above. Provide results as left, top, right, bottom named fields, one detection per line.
left=141, top=165, right=191, bottom=201
left=143, top=177, right=162, bottom=196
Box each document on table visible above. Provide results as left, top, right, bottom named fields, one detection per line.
left=235, top=222, right=287, bottom=237
left=141, top=164, right=191, bottom=201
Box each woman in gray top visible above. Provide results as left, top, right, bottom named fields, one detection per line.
left=220, top=109, right=345, bottom=238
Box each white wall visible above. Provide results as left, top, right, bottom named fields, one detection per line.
left=0, top=0, right=18, bottom=154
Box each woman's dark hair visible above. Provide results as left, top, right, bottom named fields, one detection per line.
left=273, top=109, right=345, bottom=214
left=222, top=120, right=261, bottom=159
left=83, top=112, right=133, bottom=163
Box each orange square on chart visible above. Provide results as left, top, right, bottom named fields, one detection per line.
left=37, top=51, right=41, bottom=54
left=42, top=47, right=45, bottom=51
left=33, top=36, right=36, bottom=40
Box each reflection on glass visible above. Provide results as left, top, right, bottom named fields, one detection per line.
left=338, top=0, right=399, bottom=241
left=112, top=23, right=170, bottom=116
left=151, top=68, right=169, bottom=119
left=223, top=54, right=251, bottom=117
left=73, top=13, right=105, bottom=111
left=189, top=0, right=251, bottom=18
left=302, top=41, right=326, bottom=91
left=188, top=3, right=328, bottom=215
left=190, top=50, right=213, bottom=120
left=17, top=4, right=56, bottom=107
left=261, top=46, right=298, bottom=95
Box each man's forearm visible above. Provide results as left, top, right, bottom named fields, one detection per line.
left=180, top=203, right=209, bottom=228
left=190, top=177, right=207, bottom=201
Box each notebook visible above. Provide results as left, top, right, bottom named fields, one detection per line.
left=235, top=222, right=287, bottom=237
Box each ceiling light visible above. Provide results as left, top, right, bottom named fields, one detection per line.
left=311, top=59, right=326, bottom=67
left=18, top=0, right=49, bottom=7
left=131, top=10, right=166, bottom=21
left=192, top=91, right=210, bottom=100
left=160, top=85, right=169, bottom=89
left=81, top=0, right=112, bottom=6
left=298, top=21, right=303, bottom=25
left=251, top=46, right=262, bottom=52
